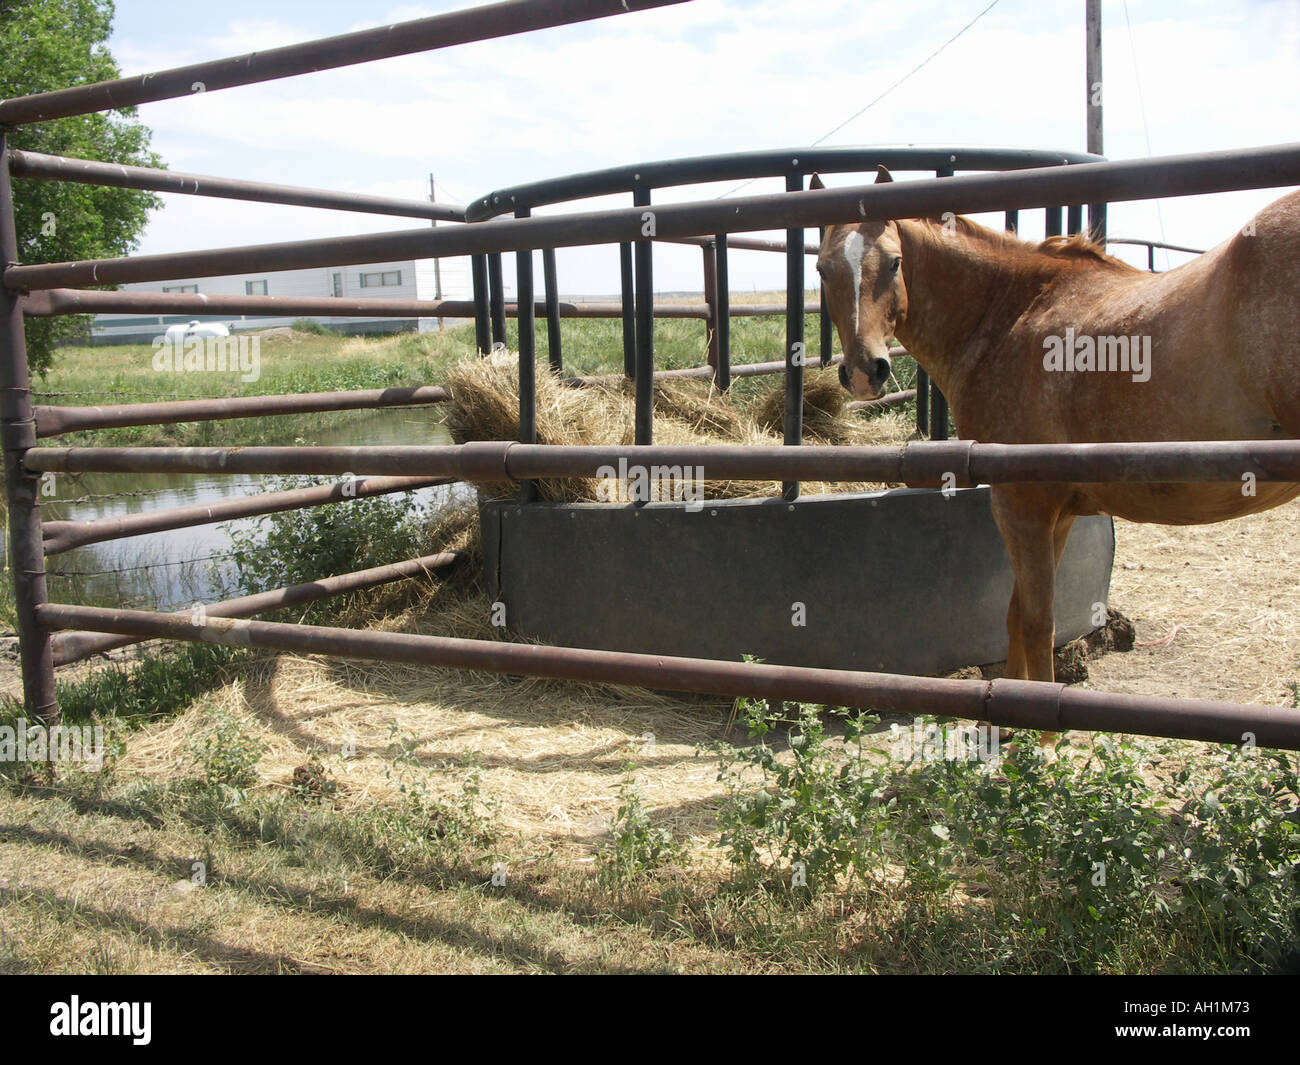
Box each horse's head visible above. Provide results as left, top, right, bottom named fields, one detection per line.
left=814, top=166, right=906, bottom=400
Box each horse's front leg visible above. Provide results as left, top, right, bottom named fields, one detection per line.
left=1003, top=581, right=1025, bottom=680
left=991, top=487, right=1073, bottom=747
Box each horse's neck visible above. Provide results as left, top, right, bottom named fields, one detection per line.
left=894, top=219, right=1042, bottom=396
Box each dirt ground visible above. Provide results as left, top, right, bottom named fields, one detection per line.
left=0, top=499, right=1295, bottom=975
left=21, top=498, right=1285, bottom=860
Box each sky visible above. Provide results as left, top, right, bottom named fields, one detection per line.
left=101, top=0, right=1300, bottom=295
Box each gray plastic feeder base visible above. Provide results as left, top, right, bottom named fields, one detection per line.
left=481, top=487, right=1114, bottom=677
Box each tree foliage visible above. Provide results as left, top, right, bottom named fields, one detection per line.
left=0, top=0, right=163, bottom=373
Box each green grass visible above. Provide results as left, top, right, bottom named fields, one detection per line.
left=34, top=308, right=924, bottom=448
left=37, top=327, right=477, bottom=447
left=2, top=681, right=1296, bottom=973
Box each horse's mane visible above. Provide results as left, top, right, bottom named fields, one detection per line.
left=1037, top=232, right=1130, bottom=266
left=934, top=214, right=1136, bottom=271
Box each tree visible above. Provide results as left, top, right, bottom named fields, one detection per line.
left=0, top=0, right=163, bottom=374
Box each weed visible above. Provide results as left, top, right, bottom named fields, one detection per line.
left=599, top=765, right=680, bottom=888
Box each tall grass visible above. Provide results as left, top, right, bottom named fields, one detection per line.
left=35, top=312, right=921, bottom=448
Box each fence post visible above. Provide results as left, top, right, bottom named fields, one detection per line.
left=714, top=233, right=731, bottom=391
left=927, top=165, right=956, bottom=441
left=702, top=239, right=719, bottom=376
left=471, top=254, right=491, bottom=355
left=916, top=365, right=931, bottom=437
left=619, top=242, right=635, bottom=379
left=633, top=184, right=653, bottom=448
left=783, top=169, right=804, bottom=502
left=542, top=246, right=562, bottom=373
left=488, top=252, right=506, bottom=348
left=516, top=209, right=537, bottom=504
left=818, top=226, right=832, bottom=367
left=0, top=134, right=57, bottom=726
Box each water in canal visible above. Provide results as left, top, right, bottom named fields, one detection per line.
left=31, top=407, right=471, bottom=614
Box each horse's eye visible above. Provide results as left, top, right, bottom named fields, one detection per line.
left=890, top=258, right=902, bottom=274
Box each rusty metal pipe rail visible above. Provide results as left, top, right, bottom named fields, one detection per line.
left=42, top=474, right=451, bottom=555
left=19, top=288, right=818, bottom=322
left=24, top=439, right=1300, bottom=486
left=1105, top=237, right=1205, bottom=256
left=34, top=602, right=1300, bottom=750
left=7, top=151, right=465, bottom=222
left=564, top=353, right=847, bottom=386
left=48, top=552, right=464, bottom=666
left=35, top=384, right=449, bottom=437
left=665, top=235, right=820, bottom=256
left=22, top=289, right=478, bottom=320
left=0, top=0, right=690, bottom=126
left=20, top=289, right=704, bottom=321
left=32, top=357, right=881, bottom=438
left=9, top=143, right=1300, bottom=292
left=849, top=388, right=918, bottom=413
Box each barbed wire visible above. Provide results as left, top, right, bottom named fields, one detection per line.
left=46, top=548, right=247, bottom=577
left=42, top=480, right=284, bottom=505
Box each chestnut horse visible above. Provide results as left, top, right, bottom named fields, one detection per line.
left=816, top=168, right=1300, bottom=730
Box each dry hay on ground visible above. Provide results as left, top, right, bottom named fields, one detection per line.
left=109, top=500, right=1299, bottom=865
left=116, top=560, right=736, bottom=860
left=1086, top=505, right=1300, bottom=708
left=440, top=354, right=911, bottom=503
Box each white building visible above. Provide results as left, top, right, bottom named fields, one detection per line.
left=90, top=256, right=472, bottom=345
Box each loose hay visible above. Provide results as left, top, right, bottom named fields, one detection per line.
left=753, top=370, right=855, bottom=445
left=107, top=500, right=1300, bottom=869
left=441, top=354, right=911, bottom=502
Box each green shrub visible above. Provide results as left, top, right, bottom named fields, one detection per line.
left=289, top=318, right=334, bottom=335
left=715, top=697, right=1300, bottom=971
left=223, top=477, right=432, bottom=606
left=599, top=766, right=680, bottom=888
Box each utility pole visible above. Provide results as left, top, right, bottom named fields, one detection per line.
left=429, top=172, right=444, bottom=331
left=1086, top=0, right=1107, bottom=240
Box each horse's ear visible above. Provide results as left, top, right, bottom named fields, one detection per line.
left=875, top=165, right=893, bottom=184
left=809, top=172, right=825, bottom=190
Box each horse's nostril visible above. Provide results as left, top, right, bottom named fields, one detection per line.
left=869, top=358, right=891, bottom=381
left=838, top=364, right=849, bottom=389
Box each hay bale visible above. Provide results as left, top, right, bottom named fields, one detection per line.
left=753, top=369, right=854, bottom=445
left=649, top=379, right=748, bottom=438
left=442, top=354, right=910, bottom=502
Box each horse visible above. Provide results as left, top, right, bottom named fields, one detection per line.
left=814, top=167, right=1300, bottom=739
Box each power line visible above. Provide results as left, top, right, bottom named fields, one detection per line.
left=719, top=0, right=1002, bottom=199
left=812, top=0, right=1002, bottom=147
left=1121, top=0, right=1169, bottom=270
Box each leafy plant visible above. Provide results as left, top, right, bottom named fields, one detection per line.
left=377, top=727, right=497, bottom=862
left=714, top=697, right=1300, bottom=971
left=222, top=477, right=432, bottom=607
left=716, top=698, right=891, bottom=894
left=289, top=318, right=335, bottom=335
left=187, top=703, right=265, bottom=805
left=599, top=765, right=680, bottom=887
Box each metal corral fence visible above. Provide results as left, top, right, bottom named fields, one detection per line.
left=3, top=0, right=1300, bottom=749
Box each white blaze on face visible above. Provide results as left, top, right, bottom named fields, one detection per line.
left=842, top=230, right=865, bottom=334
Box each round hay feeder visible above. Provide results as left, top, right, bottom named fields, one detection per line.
left=482, top=487, right=1114, bottom=676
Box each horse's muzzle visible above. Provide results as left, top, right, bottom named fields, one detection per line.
left=838, top=363, right=850, bottom=390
